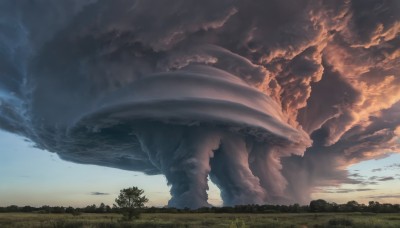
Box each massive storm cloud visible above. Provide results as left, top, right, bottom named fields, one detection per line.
left=1, top=0, right=399, bottom=208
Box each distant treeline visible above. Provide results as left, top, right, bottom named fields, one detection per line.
left=0, top=200, right=399, bottom=214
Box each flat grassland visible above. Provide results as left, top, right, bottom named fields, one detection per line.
left=0, top=212, right=399, bottom=227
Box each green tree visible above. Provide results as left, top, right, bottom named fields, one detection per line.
left=309, top=199, right=329, bottom=212
left=98, top=203, right=106, bottom=213
left=114, top=186, right=148, bottom=220
left=345, top=200, right=360, bottom=212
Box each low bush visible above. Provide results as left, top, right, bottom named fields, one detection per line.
left=327, top=217, right=354, bottom=226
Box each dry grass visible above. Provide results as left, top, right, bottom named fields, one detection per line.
left=0, top=212, right=399, bottom=227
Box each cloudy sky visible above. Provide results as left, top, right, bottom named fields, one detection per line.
left=0, top=0, right=399, bottom=208
left=0, top=130, right=215, bottom=207
left=1, top=130, right=399, bottom=207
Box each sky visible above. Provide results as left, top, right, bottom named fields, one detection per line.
left=0, top=0, right=399, bottom=209
left=1, top=129, right=398, bottom=207
left=0, top=130, right=222, bottom=207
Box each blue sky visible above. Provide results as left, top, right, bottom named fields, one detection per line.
left=312, top=153, right=400, bottom=204
left=0, top=129, right=399, bottom=207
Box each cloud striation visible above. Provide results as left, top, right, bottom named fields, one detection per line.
left=0, top=0, right=399, bottom=208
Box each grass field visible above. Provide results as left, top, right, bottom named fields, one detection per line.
left=0, top=212, right=399, bottom=227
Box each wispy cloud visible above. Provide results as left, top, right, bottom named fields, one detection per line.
left=349, top=173, right=362, bottom=178
left=355, top=189, right=375, bottom=192
left=368, top=194, right=400, bottom=199
left=371, top=168, right=382, bottom=172
left=369, top=176, right=395, bottom=182
left=90, top=192, right=110, bottom=196
left=321, top=188, right=375, bottom=194
left=378, top=177, right=394, bottom=181
left=359, top=181, right=379, bottom=186
left=386, top=164, right=400, bottom=169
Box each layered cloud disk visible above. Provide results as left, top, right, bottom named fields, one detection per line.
left=0, top=0, right=399, bottom=208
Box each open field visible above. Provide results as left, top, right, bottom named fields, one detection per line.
left=0, top=212, right=399, bottom=227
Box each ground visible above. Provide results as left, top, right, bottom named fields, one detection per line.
left=0, top=212, right=399, bottom=227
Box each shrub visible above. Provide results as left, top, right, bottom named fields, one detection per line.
left=71, top=210, right=81, bottom=216
left=229, top=218, right=246, bottom=228
left=327, top=217, right=354, bottom=226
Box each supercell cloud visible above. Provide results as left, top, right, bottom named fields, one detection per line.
left=0, top=0, right=399, bottom=208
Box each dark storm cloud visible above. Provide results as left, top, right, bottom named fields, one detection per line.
left=0, top=0, right=399, bottom=208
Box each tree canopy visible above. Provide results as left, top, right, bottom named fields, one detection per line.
left=114, top=186, right=148, bottom=220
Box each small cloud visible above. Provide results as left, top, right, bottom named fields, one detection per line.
left=377, top=176, right=394, bottom=181
left=369, top=176, right=395, bottom=182
left=336, top=189, right=353, bottom=194
left=90, top=192, right=110, bottom=196
left=352, top=176, right=377, bottom=185
left=369, top=176, right=378, bottom=180
left=368, top=194, right=400, bottom=199
left=359, top=181, right=379, bottom=185
left=349, top=173, right=362, bottom=178
left=355, top=188, right=374, bottom=192
left=346, top=177, right=364, bottom=185
left=386, top=163, right=400, bottom=169
left=321, top=188, right=374, bottom=194
left=371, top=168, right=382, bottom=172
left=366, top=181, right=379, bottom=185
